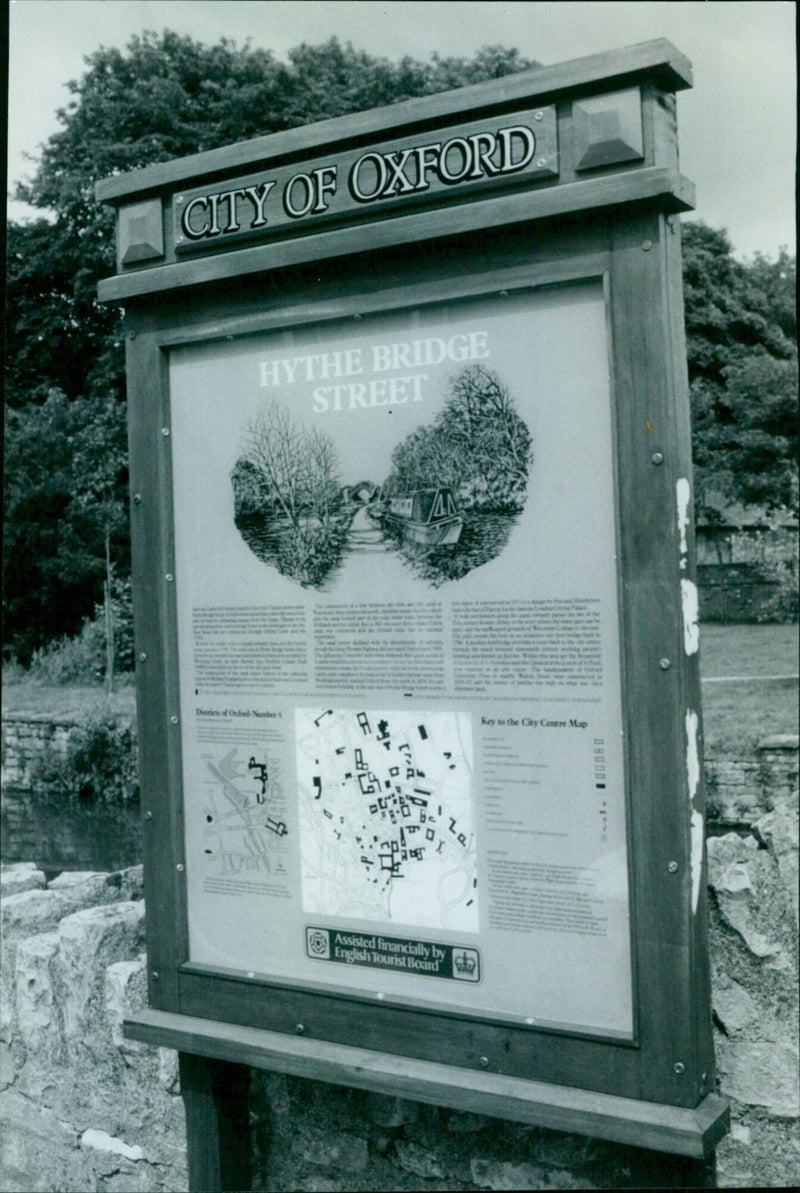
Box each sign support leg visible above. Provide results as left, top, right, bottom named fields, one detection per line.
left=179, top=1052, right=252, bottom=1192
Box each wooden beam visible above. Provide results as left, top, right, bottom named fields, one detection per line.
left=98, top=166, right=694, bottom=303
left=128, top=1010, right=728, bottom=1159
left=95, top=39, right=692, bottom=204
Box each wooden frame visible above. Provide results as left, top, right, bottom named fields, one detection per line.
left=98, top=40, right=728, bottom=1162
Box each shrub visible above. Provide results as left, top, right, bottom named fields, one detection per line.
left=27, top=712, right=139, bottom=805
left=1, top=656, right=28, bottom=684
left=758, top=561, right=799, bottom=623
left=28, top=578, right=135, bottom=683
left=29, top=620, right=106, bottom=684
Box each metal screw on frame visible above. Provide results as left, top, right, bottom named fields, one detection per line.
left=668, top=861, right=678, bottom=873
left=170, top=716, right=179, bottom=725
left=651, top=452, right=664, bottom=465
left=479, top=1056, right=489, bottom=1069
left=161, top=427, right=170, bottom=437
left=176, top=863, right=185, bottom=872
left=674, top=1062, right=685, bottom=1074
left=166, top=574, right=174, bottom=583
left=659, top=658, right=671, bottom=670
left=641, top=240, right=653, bottom=252
left=145, top=811, right=153, bottom=821
left=139, top=652, right=147, bottom=662
left=295, top=1024, right=305, bottom=1035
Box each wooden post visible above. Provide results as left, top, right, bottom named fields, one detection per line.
left=179, top=1053, right=252, bottom=1193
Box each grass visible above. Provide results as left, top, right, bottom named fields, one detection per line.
left=698, top=624, right=798, bottom=754
left=2, top=672, right=137, bottom=721
left=701, top=677, right=797, bottom=755
left=698, top=623, right=798, bottom=677
left=3, top=625, right=797, bottom=755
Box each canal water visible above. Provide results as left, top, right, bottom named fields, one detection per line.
left=1, top=786, right=142, bottom=876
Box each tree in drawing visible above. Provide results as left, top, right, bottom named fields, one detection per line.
left=237, top=399, right=342, bottom=528
left=232, top=399, right=349, bottom=588
left=385, top=364, right=532, bottom=512
left=381, top=364, right=533, bottom=586
left=441, top=365, right=532, bottom=505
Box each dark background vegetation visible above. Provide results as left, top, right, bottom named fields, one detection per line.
left=4, top=31, right=797, bottom=666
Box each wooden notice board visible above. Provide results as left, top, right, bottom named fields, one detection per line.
left=97, top=40, right=728, bottom=1167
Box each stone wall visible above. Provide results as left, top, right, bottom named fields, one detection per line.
left=1, top=715, right=77, bottom=790
left=697, top=564, right=784, bottom=623
left=2, top=782, right=797, bottom=1192
left=705, top=736, right=799, bottom=825
left=0, top=864, right=187, bottom=1192
left=706, top=793, right=799, bottom=1187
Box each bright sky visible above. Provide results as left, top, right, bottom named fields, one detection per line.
left=7, top=0, right=796, bottom=260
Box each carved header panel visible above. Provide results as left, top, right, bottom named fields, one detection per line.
left=171, top=108, right=558, bottom=255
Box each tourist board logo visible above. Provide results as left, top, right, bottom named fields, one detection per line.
left=305, top=927, right=481, bottom=983
left=305, top=927, right=330, bottom=959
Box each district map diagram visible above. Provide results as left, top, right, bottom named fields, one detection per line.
left=200, top=747, right=289, bottom=877
left=296, top=709, right=478, bottom=931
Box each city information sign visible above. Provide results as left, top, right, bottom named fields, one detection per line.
left=97, top=40, right=728, bottom=1187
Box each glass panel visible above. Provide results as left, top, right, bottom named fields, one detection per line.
left=169, top=282, right=633, bottom=1038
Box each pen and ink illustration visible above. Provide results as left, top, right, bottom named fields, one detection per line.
left=231, top=364, right=532, bottom=589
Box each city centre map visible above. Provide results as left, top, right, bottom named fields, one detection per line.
left=296, top=708, right=478, bottom=932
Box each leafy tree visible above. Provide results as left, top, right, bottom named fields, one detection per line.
left=704, top=354, right=798, bottom=511
left=5, top=31, right=535, bottom=658
left=746, top=247, right=796, bottom=342
left=3, top=389, right=129, bottom=660
left=682, top=222, right=797, bottom=516
left=70, top=393, right=130, bottom=689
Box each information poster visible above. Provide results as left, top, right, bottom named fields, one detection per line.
left=170, top=283, right=634, bottom=1038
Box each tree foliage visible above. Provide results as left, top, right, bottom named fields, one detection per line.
left=682, top=221, right=797, bottom=517
left=4, top=31, right=535, bottom=658
left=5, top=31, right=797, bottom=657
left=386, top=364, right=533, bottom=511
left=3, top=389, right=129, bottom=659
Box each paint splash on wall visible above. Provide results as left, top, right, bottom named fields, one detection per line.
left=685, top=709, right=703, bottom=914
left=681, top=578, right=699, bottom=655
left=676, top=477, right=691, bottom=563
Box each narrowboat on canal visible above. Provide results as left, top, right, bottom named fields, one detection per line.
left=384, top=488, right=463, bottom=546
